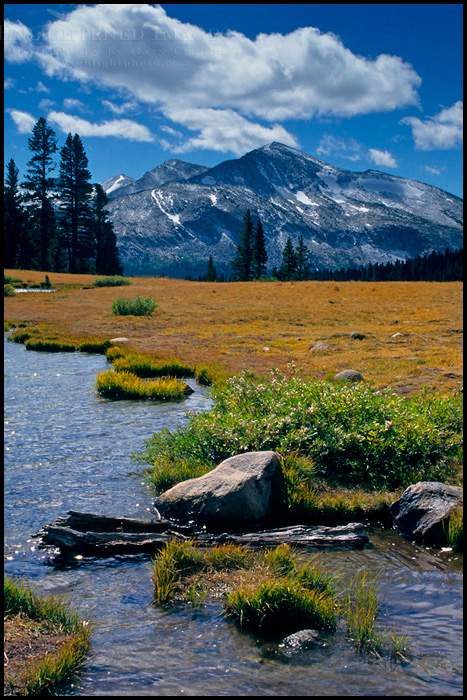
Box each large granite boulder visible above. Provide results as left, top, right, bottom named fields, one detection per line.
left=390, top=481, right=463, bottom=546
left=155, top=451, right=285, bottom=530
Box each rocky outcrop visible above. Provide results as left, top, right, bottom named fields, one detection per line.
left=155, top=451, right=285, bottom=530
left=390, top=481, right=463, bottom=546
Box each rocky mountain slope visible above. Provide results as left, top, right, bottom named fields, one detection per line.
left=102, top=142, right=463, bottom=277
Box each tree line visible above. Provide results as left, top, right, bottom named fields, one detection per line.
left=309, top=246, right=463, bottom=282
left=202, top=210, right=462, bottom=283
left=4, top=117, right=122, bottom=275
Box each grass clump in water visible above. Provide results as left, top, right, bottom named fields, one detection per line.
left=151, top=539, right=255, bottom=605
left=111, top=296, right=157, bottom=316
left=225, top=577, right=338, bottom=637
left=95, top=368, right=192, bottom=400
left=151, top=540, right=410, bottom=662
left=4, top=575, right=92, bottom=696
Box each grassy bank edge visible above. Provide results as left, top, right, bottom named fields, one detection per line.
left=4, top=575, right=92, bottom=696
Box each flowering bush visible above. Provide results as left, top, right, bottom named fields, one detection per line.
left=135, top=368, right=462, bottom=491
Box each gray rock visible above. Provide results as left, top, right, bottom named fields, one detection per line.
left=155, top=451, right=285, bottom=530
left=334, top=369, right=365, bottom=382
left=309, top=342, right=331, bottom=352
left=350, top=332, right=366, bottom=340
left=390, top=481, right=463, bottom=546
left=279, top=629, right=322, bottom=651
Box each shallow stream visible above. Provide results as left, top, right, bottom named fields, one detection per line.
left=4, top=336, right=463, bottom=695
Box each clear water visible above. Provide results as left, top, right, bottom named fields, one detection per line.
left=4, top=336, right=463, bottom=696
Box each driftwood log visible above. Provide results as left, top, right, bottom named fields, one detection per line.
left=33, top=510, right=370, bottom=559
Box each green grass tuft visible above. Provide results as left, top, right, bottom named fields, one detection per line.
left=111, top=296, right=157, bottom=316
left=25, top=338, right=77, bottom=352
left=92, top=275, right=132, bottom=287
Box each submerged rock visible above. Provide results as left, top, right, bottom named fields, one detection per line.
left=390, top=481, right=463, bottom=546
left=279, top=629, right=322, bottom=651
left=155, top=451, right=285, bottom=530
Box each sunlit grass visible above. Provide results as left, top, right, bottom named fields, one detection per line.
left=95, top=368, right=192, bottom=400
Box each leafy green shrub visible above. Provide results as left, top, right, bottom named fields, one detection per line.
left=111, top=296, right=157, bottom=316
left=135, top=368, right=463, bottom=491
left=4, top=275, right=24, bottom=284
left=92, top=276, right=132, bottom=287
left=4, top=284, right=16, bottom=296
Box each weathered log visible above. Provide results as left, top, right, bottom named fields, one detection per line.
left=52, top=510, right=193, bottom=534
left=34, top=510, right=370, bottom=559
left=207, top=523, right=370, bottom=549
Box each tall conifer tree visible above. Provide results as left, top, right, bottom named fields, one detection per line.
left=22, top=117, right=58, bottom=271
left=4, top=158, right=29, bottom=269
left=279, top=236, right=298, bottom=280
left=58, top=133, right=93, bottom=273
left=252, top=218, right=268, bottom=278
left=295, top=234, right=311, bottom=280
left=231, top=209, right=254, bottom=281
left=91, top=184, right=123, bottom=275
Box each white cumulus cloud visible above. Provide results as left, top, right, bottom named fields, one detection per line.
left=47, top=112, right=155, bottom=142
left=4, top=19, right=34, bottom=63
left=368, top=149, right=397, bottom=168
left=401, top=101, right=463, bottom=150
left=28, top=4, right=422, bottom=153
left=7, top=109, right=37, bottom=133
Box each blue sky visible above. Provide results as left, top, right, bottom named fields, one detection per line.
left=4, top=4, right=463, bottom=197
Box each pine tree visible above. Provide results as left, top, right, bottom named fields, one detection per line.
left=91, top=184, right=123, bottom=275
left=231, top=210, right=254, bottom=281
left=279, top=236, right=298, bottom=280
left=252, top=218, right=268, bottom=279
left=295, top=234, right=311, bottom=280
left=22, top=117, right=58, bottom=271
left=4, top=158, right=29, bottom=269
left=58, top=133, right=93, bottom=273
left=205, top=254, right=217, bottom=282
